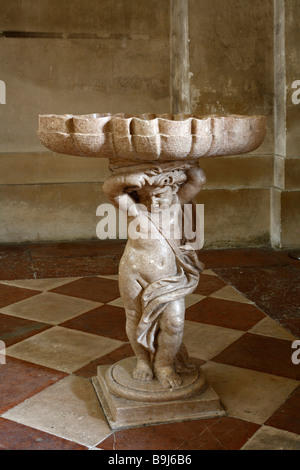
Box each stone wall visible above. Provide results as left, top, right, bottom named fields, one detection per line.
left=188, top=0, right=274, bottom=247
left=0, top=0, right=170, bottom=243
left=0, top=0, right=299, bottom=248
left=272, top=0, right=300, bottom=248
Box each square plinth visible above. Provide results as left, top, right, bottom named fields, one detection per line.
left=92, top=364, right=226, bottom=430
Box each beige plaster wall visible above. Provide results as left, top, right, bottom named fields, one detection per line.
left=188, top=0, right=274, bottom=248
left=284, top=0, right=300, bottom=249
left=272, top=0, right=300, bottom=249
left=286, top=0, right=300, bottom=158
left=0, top=0, right=170, bottom=243
left=189, top=0, right=274, bottom=154
left=0, top=0, right=170, bottom=152
left=0, top=0, right=299, bottom=248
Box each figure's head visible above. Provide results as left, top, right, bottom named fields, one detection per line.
left=135, top=168, right=187, bottom=212
left=136, top=184, right=174, bottom=212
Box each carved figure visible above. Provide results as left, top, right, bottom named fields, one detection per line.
left=103, top=162, right=206, bottom=388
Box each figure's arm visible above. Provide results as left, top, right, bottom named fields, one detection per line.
left=177, top=167, right=206, bottom=204
left=102, top=172, right=149, bottom=215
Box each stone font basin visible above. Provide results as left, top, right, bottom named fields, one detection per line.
left=37, top=113, right=266, bottom=169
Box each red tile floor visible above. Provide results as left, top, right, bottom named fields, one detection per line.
left=0, top=242, right=299, bottom=450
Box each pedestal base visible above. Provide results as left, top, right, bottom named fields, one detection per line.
left=92, top=357, right=226, bottom=430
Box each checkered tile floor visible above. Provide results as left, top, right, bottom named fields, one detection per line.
left=0, top=270, right=299, bottom=450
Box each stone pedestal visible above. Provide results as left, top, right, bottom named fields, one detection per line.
left=92, top=357, right=225, bottom=430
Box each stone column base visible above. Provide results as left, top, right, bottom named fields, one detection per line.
left=92, top=357, right=226, bottom=430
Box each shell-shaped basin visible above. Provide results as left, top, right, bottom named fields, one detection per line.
left=37, top=113, right=266, bottom=164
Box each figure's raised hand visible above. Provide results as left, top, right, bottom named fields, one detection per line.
left=185, top=167, right=206, bottom=186
left=124, top=172, right=150, bottom=192
left=177, top=166, right=206, bottom=204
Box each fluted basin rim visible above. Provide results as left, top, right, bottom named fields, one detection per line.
left=37, top=113, right=266, bottom=164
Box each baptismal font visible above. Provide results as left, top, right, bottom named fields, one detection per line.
left=38, top=112, right=266, bottom=428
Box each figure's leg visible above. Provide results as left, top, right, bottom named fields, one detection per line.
left=119, top=268, right=153, bottom=382
left=125, top=307, right=153, bottom=382
left=154, top=299, right=185, bottom=388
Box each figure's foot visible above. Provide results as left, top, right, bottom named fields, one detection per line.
left=154, top=365, right=183, bottom=389
left=133, top=359, right=153, bottom=382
